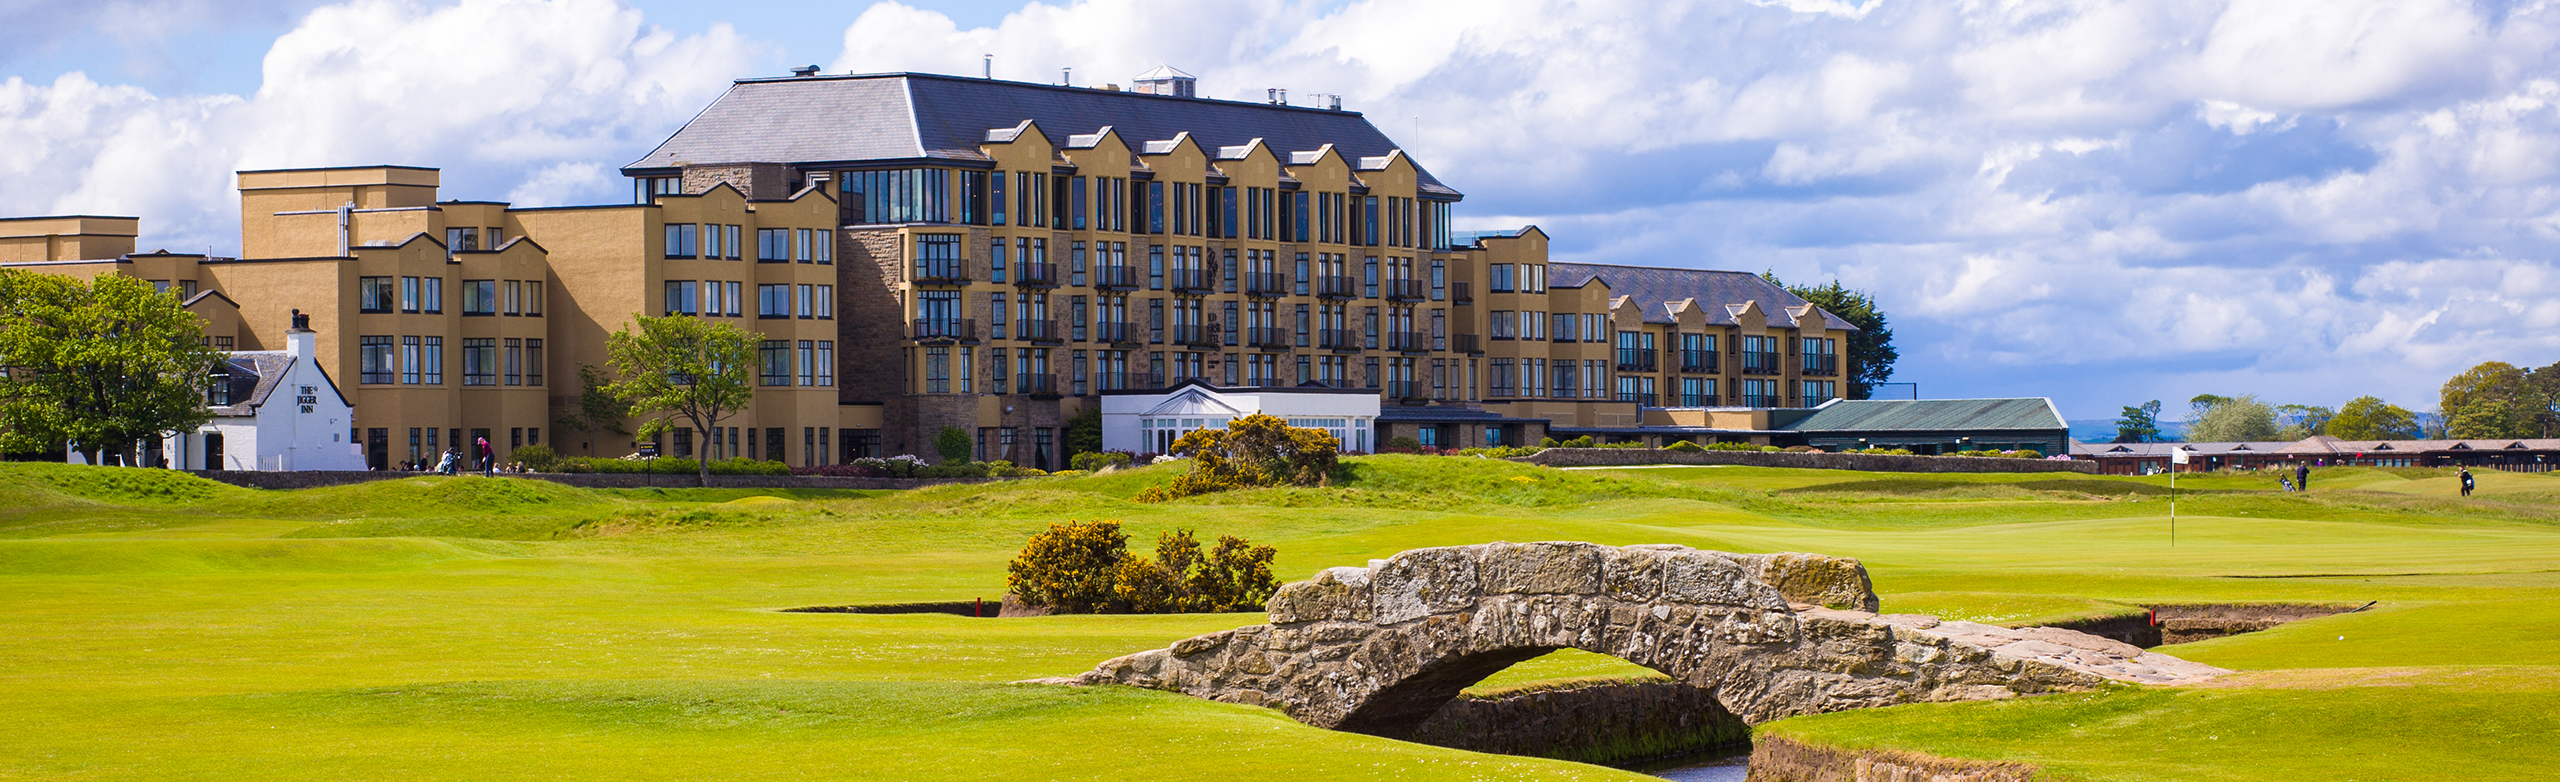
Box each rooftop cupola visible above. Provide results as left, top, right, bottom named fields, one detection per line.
left=1133, top=65, right=1195, bottom=98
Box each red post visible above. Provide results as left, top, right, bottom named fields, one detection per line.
left=975, top=597, right=983, bottom=617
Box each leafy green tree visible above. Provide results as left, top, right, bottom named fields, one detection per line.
left=0, top=271, right=223, bottom=465
left=2274, top=404, right=2334, bottom=440
left=2188, top=394, right=2234, bottom=421
left=2440, top=362, right=2533, bottom=439
left=1763, top=274, right=1897, bottom=399
left=600, top=315, right=756, bottom=487
left=552, top=364, right=632, bottom=456
left=1062, top=405, right=1102, bottom=462
left=2527, top=362, right=2560, bottom=438
left=2329, top=396, right=2419, bottom=440
left=2188, top=394, right=2279, bottom=442
left=2112, top=400, right=2163, bottom=443
left=933, top=426, right=972, bottom=464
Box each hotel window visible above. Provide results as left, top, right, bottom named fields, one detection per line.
left=524, top=281, right=543, bottom=316
left=421, top=337, right=443, bottom=384
left=504, top=338, right=523, bottom=385
left=990, top=239, right=1007, bottom=283
left=816, top=341, right=834, bottom=387
left=758, top=284, right=788, bottom=318
left=462, top=338, right=497, bottom=386
left=797, top=340, right=816, bottom=386
left=526, top=339, right=543, bottom=386
left=1148, top=181, right=1165, bottom=234
left=797, top=284, right=816, bottom=319
left=714, top=281, right=738, bottom=317
left=420, top=277, right=444, bottom=314
left=400, top=276, right=421, bottom=312
left=662, top=280, right=698, bottom=316
left=447, top=227, right=479, bottom=252
left=724, top=224, right=742, bottom=259
left=401, top=336, right=421, bottom=384
left=359, top=336, right=395, bottom=384
left=760, top=340, right=791, bottom=386
left=813, top=230, right=831, bottom=264
left=1430, top=260, right=1446, bottom=301
left=359, top=277, right=395, bottom=313
left=1801, top=380, right=1836, bottom=405
left=662, top=223, right=696, bottom=258
left=462, top=280, right=498, bottom=315
left=813, top=285, right=834, bottom=319
left=1682, top=377, right=1711, bottom=407
left=796, top=229, right=815, bottom=263
left=504, top=280, right=522, bottom=315
left=989, top=171, right=1007, bottom=226
left=839, top=168, right=952, bottom=224
left=758, top=228, right=788, bottom=262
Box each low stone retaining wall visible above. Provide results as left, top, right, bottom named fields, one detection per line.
left=1745, top=735, right=2039, bottom=782
left=1518, top=448, right=2098, bottom=474
left=1410, top=681, right=1748, bottom=767
left=188, top=470, right=988, bottom=491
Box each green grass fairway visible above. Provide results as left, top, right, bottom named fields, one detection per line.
left=1, top=458, right=2554, bottom=780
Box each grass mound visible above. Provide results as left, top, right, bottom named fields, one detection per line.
left=0, top=462, right=242, bottom=505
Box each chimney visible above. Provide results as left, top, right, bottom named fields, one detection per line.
left=336, top=202, right=352, bottom=256
left=791, top=65, right=819, bottom=77
left=286, top=309, right=316, bottom=359
left=1328, top=94, right=1342, bottom=111
left=1062, top=66, right=1072, bottom=86
left=984, top=54, right=993, bottom=79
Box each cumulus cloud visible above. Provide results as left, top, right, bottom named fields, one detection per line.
left=821, top=0, right=2560, bottom=413
left=0, top=0, right=753, bottom=252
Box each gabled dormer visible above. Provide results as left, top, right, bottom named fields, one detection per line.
left=1729, top=300, right=1769, bottom=332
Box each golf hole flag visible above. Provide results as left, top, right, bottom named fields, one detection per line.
left=2170, top=447, right=2190, bottom=465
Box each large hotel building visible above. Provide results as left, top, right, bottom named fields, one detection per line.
left=0, top=68, right=1856, bottom=470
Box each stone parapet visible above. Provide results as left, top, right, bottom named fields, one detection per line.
left=1519, top=448, right=2099, bottom=474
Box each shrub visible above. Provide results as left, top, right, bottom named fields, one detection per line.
left=1784, top=445, right=1818, bottom=453
left=1384, top=436, right=1425, bottom=453
left=707, top=457, right=790, bottom=476
left=1009, top=522, right=1281, bottom=614
left=933, top=426, right=972, bottom=464
left=2013, top=449, right=2045, bottom=459
left=793, top=463, right=887, bottom=478
left=1760, top=445, right=1784, bottom=452
left=1007, top=520, right=1128, bottom=614
left=1070, top=451, right=1133, bottom=472
left=1665, top=440, right=1705, bottom=453
left=1701, top=442, right=1762, bottom=451
left=511, top=444, right=559, bottom=472
left=1595, top=440, right=1647, bottom=449
left=1135, top=414, right=1340, bottom=503
left=1457, top=445, right=1543, bottom=458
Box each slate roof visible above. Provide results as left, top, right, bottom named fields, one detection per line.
left=208, top=352, right=295, bottom=417
left=626, top=72, right=1457, bottom=196
left=2069, top=436, right=2560, bottom=457
left=1547, top=263, right=1857, bottom=329
left=1784, top=399, right=2067, bottom=433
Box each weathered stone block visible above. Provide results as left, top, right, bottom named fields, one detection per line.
left=1480, top=541, right=1603, bottom=595
left=1267, top=566, right=1374, bottom=624
left=1370, top=546, right=1482, bottom=624
left=1664, top=552, right=1785, bottom=608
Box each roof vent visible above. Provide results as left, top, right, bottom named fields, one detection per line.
left=1134, top=65, right=1196, bottom=97
left=791, top=65, right=819, bottom=77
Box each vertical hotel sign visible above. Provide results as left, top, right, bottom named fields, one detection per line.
left=297, top=386, right=317, bottom=414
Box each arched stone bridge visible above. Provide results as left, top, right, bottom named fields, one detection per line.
left=1055, top=542, right=2226, bottom=738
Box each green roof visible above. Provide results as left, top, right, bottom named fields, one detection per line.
left=1783, top=398, right=2065, bottom=433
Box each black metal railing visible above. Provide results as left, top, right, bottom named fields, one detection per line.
left=1244, top=272, right=1289, bottom=297
left=1743, top=352, right=1783, bottom=375
left=1743, top=393, right=1782, bottom=408
left=1171, top=324, right=1220, bottom=347
left=912, top=318, right=976, bottom=341
left=1617, top=391, right=1658, bottom=407
left=1450, top=281, right=1472, bottom=304
left=1015, top=373, right=1058, bottom=396
left=1316, top=275, right=1358, bottom=298
left=1386, top=380, right=1425, bottom=400
left=1093, top=265, right=1140, bottom=291
left=1093, top=372, right=1163, bottom=391
left=1093, top=321, right=1137, bottom=344
left=1017, top=319, right=1061, bottom=343
left=1247, top=326, right=1291, bottom=349
left=1615, top=351, right=1657, bottom=372
left=1318, top=328, right=1361, bottom=350
left=913, top=260, right=969, bottom=285
left=1387, top=331, right=1430, bottom=352
left=1802, top=356, right=1838, bottom=376
left=1679, top=394, right=1723, bottom=407
left=1452, top=333, right=1481, bottom=353
left=1014, top=263, right=1058, bottom=287
left=1168, top=268, right=1216, bottom=294
left=1682, top=350, right=1718, bottom=373
left=1384, top=279, right=1426, bottom=301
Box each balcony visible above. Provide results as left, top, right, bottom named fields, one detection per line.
left=1171, top=323, right=1220, bottom=348
left=1384, top=278, right=1426, bottom=302
left=913, top=261, right=969, bottom=285
left=1614, top=351, right=1658, bottom=373
left=1235, top=377, right=1294, bottom=389
left=1681, top=350, right=1718, bottom=374
left=1387, top=331, right=1430, bottom=353
left=1014, top=373, right=1059, bottom=397
left=1318, top=328, right=1361, bottom=351
left=1093, top=265, right=1140, bottom=291
left=1094, top=371, right=1164, bottom=392
left=1616, top=391, right=1659, bottom=407
left=912, top=318, right=976, bottom=341
left=1450, top=281, right=1472, bottom=305
left=1169, top=268, right=1217, bottom=295
left=1246, top=326, right=1292, bottom=350
left=1802, top=356, right=1839, bottom=377
left=1093, top=321, right=1138, bottom=345
left=1386, top=380, right=1426, bottom=401
left=1680, top=394, right=1723, bottom=407
left=1742, top=352, right=1784, bottom=375
left=1315, top=275, right=1358, bottom=299
left=1743, top=393, right=1782, bottom=408
left=1452, top=333, right=1481, bottom=354
left=1014, top=263, right=1059, bottom=288
left=1016, top=319, right=1062, bottom=343
left=1243, top=272, right=1290, bottom=298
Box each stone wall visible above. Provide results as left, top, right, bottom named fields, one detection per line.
left=188, top=470, right=990, bottom=491
left=1744, top=735, right=2039, bottom=782
left=1520, top=448, right=2098, bottom=474
left=1409, top=681, right=1748, bottom=767
left=680, top=163, right=795, bottom=200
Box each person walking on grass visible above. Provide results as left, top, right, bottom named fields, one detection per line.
left=476, top=436, right=494, bottom=475
left=2461, top=467, right=2475, bottom=498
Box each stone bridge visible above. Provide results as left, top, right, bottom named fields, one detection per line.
left=1056, top=542, right=2226, bottom=739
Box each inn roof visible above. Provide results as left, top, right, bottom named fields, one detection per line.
left=1546, top=262, right=1857, bottom=329
left=627, top=72, right=1458, bottom=197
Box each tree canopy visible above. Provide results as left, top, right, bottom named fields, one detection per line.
left=1762, top=274, right=1897, bottom=399
left=0, top=271, right=223, bottom=463
left=2329, top=396, right=2419, bottom=441
left=2112, top=400, right=2162, bottom=443
left=2187, top=394, right=2279, bottom=443
left=2437, top=361, right=2558, bottom=439
left=600, top=315, right=757, bottom=486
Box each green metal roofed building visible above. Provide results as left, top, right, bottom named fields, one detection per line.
left=1782, top=398, right=2069, bottom=455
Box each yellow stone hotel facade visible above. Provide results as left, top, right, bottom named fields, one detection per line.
left=0, top=68, right=1857, bottom=470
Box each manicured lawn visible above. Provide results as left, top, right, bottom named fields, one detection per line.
left=0, top=458, right=2552, bottom=780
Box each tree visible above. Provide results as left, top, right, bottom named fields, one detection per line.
left=2274, top=404, right=2334, bottom=441
left=2439, top=362, right=2533, bottom=439
left=1764, top=274, right=1898, bottom=399
left=2112, top=400, right=2163, bottom=443
left=552, top=364, right=631, bottom=456
left=1062, top=405, right=1103, bottom=462
left=2187, top=394, right=2279, bottom=443
left=2327, top=396, right=2419, bottom=441
left=2527, top=362, right=2560, bottom=438
left=0, top=271, right=223, bottom=465
left=934, top=426, right=972, bottom=464
left=600, top=315, right=756, bottom=487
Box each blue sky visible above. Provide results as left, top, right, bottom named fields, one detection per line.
left=5, top=0, right=2556, bottom=421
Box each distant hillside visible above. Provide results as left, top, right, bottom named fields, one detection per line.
left=2066, top=419, right=2189, bottom=443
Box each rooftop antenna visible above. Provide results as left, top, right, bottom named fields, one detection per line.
left=983, top=54, right=993, bottom=79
